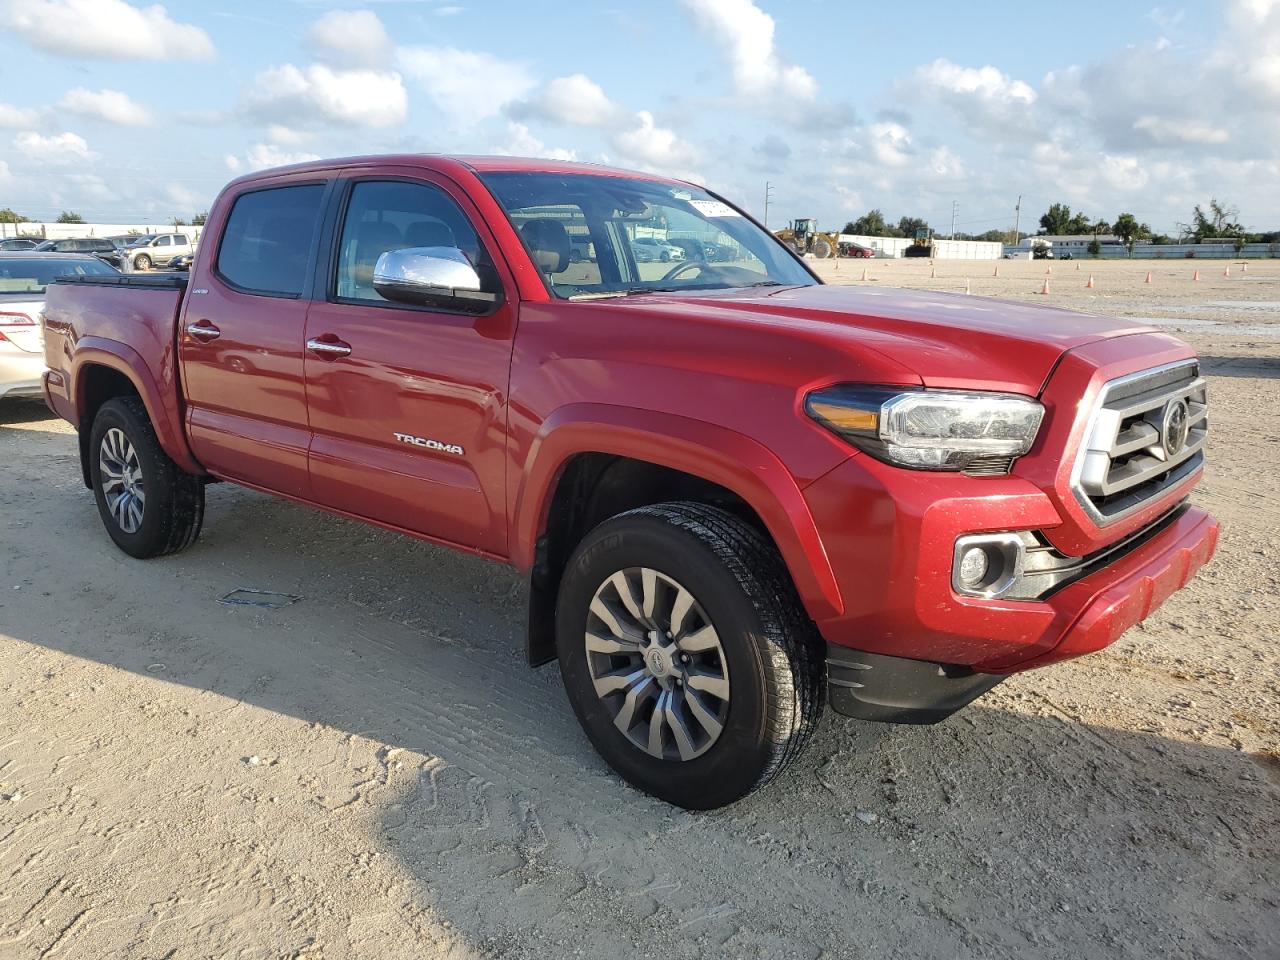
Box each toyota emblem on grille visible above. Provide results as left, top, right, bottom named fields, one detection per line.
left=1162, top=397, right=1190, bottom=457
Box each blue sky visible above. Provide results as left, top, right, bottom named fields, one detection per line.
left=1, top=0, right=1276, bottom=235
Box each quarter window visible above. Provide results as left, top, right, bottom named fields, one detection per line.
left=217, top=183, right=326, bottom=297
left=334, top=180, right=498, bottom=304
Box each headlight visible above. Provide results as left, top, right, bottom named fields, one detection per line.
left=805, top=386, right=1044, bottom=472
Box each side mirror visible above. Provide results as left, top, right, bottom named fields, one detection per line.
left=372, top=247, right=502, bottom=313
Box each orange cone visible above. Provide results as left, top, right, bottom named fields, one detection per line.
left=1242, top=263, right=1248, bottom=274
left=1075, top=262, right=1081, bottom=271
left=1086, top=274, right=1095, bottom=289
left=964, top=279, right=971, bottom=295
left=1046, top=265, right=1052, bottom=276
left=1224, top=265, right=1231, bottom=278
left=1145, top=271, right=1153, bottom=284
left=1192, top=269, right=1200, bottom=281
left=1039, top=278, right=1050, bottom=295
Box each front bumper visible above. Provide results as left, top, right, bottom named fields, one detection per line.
left=804, top=452, right=1219, bottom=681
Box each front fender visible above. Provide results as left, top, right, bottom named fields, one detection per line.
left=71, top=339, right=202, bottom=475
left=512, top=402, right=845, bottom=622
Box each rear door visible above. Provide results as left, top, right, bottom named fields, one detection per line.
left=302, top=172, right=517, bottom=555
left=179, top=177, right=331, bottom=497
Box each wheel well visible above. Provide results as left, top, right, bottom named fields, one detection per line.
left=76, top=365, right=141, bottom=488
left=526, top=453, right=765, bottom=666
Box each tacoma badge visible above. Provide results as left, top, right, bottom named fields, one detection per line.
left=394, top=433, right=465, bottom=456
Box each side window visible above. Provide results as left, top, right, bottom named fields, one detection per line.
left=334, top=179, right=497, bottom=304
left=157, top=235, right=172, bottom=247
left=216, top=183, right=326, bottom=297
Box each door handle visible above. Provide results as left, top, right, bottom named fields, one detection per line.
left=187, top=320, right=220, bottom=342
left=306, top=336, right=352, bottom=359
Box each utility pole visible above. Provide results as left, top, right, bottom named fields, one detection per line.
left=1013, top=194, right=1022, bottom=245
left=763, top=181, right=774, bottom=230
left=950, top=200, right=959, bottom=239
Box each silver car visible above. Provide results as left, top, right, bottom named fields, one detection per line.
left=631, top=236, right=686, bottom=263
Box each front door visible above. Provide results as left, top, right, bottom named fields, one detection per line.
left=179, top=178, right=330, bottom=498
left=303, top=174, right=517, bottom=556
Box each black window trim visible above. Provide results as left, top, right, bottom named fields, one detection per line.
left=323, top=173, right=507, bottom=319
left=212, top=178, right=334, bottom=301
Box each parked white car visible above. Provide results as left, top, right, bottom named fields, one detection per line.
left=0, top=253, right=119, bottom=401
left=631, top=236, right=686, bottom=263
left=125, top=233, right=196, bottom=271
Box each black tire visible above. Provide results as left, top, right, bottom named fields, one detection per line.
left=89, top=396, right=204, bottom=559
left=556, top=502, right=824, bottom=809
left=660, top=251, right=671, bottom=262
left=134, top=254, right=151, bottom=271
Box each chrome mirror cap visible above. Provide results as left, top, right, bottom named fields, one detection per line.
left=374, top=246, right=482, bottom=293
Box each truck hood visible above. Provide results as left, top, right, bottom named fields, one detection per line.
left=622, top=284, right=1158, bottom=395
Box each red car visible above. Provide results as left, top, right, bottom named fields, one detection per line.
left=41, top=156, right=1217, bottom=808
left=842, top=242, right=875, bottom=258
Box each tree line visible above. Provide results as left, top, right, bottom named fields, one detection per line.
left=840, top=199, right=1278, bottom=250
left=0, top=208, right=208, bottom=227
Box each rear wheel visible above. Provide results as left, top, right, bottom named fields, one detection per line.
left=556, top=502, right=824, bottom=809
left=89, top=397, right=204, bottom=558
left=134, top=254, right=152, bottom=271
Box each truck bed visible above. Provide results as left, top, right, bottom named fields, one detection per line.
left=42, top=272, right=193, bottom=472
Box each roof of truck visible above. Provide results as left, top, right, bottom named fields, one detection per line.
left=227, top=154, right=690, bottom=188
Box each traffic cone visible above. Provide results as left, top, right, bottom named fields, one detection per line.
left=1242, top=262, right=1248, bottom=274
left=860, top=268, right=868, bottom=281
left=993, top=265, right=999, bottom=278
left=964, top=279, right=971, bottom=295
left=1086, top=274, right=1095, bottom=289
left=1224, top=265, right=1231, bottom=278
left=1039, top=278, right=1050, bottom=295
left=930, top=266, right=936, bottom=278
left=1192, top=269, right=1200, bottom=281
left=1075, top=262, right=1081, bottom=271
left=1145, top=271, right=1153, bottom=284
left=1046, top=265, right=1052, bottom=276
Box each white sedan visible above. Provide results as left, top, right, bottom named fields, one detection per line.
left=1, top=253, right=119, bottom=401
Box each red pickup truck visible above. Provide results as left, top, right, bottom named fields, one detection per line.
left=41, top=156, right=1218, bottom=808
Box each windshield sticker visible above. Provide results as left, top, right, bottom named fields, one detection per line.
left=688, top=199, right=741, bottom=218
left=671, top=189, right=692, bottom=200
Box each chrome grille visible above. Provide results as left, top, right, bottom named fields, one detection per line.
left=1071, top=360, right=1207, bottom=525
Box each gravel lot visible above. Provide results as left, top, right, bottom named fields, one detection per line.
left=1, top=259, right=1277, bottom=959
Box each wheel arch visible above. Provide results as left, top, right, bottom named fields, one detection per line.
left=515, top=404, right=844, bottom=666
left=72, top=342, right=202, bottom=485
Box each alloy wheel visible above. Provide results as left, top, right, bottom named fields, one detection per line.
left=584, top=567, right=730, bottom=761
left=99, top=427, right=145, bottom=534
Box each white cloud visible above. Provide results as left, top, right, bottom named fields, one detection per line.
left=226, top=143, right=322, bottom=174
left=265, top=124, right=310, bottom=146
left=59, top=88, right=152, bottom=126
left=868, top=122, right=912, bottom=168
left=521, top=74, right=622, bottom=127
left=244, top=63, right=407, bottom=128
left=1133, top=115, right=1230, bottom=146
left=907, top=59, right=1038, bottom=138
left=398, top=47, right=536, bottom=125
left=492, top=122, right=578, bottom=161
left=2, top=0, right=214, bottom=61
left=0, top=101, right=40, bottom=128
left=611, top=110, right=702, bottom=181
left=13, top=130, right=94, bottom=165
left=915, top=59, right=1037, bottom=105
left=308, top=9, right=392, bottom=69
left=681, top=0, right=816, bottom=101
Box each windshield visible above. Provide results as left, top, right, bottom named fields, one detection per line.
left=0, top=257, right=118, bottom=294
left=478, top=171, right=817, bottom=299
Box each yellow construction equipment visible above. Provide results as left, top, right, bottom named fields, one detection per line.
left=774, top=217, right=839, bottom=258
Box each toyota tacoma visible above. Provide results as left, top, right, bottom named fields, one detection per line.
left=41, top=156, right=1218, bottom=808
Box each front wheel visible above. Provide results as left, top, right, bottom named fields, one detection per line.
left=556, top=502, right=824, bottom=809
left=89, top=397, right=204, bottom=558
left=134, top=254, right=152, bottom=271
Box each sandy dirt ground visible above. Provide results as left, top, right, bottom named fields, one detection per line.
left=1, top=259, right=1277, bottom=959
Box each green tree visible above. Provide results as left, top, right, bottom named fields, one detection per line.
left=897, top=216, right=931, bottom=240
left=1182, top=198, right=1243, bottom=242
left=1039, top=202, right=1074, bottom=235
left=1112, top=213, right=1151, bottom=254
left=191, top=211, right=209, bottom=226
left=56, top=211, right=85, bottom=224
left=171, top=217, right=188, bottom=227
left=843, top=209, right=894, bottom=236
left=0, top=208, right=29, bottom=224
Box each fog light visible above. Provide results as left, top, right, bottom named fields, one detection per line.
left=952, top=533, right=1027, bottom=599
left=957, top=546, right=989, bottom=587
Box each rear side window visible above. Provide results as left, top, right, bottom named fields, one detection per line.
left=216, top=184, right=325, bottom=296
